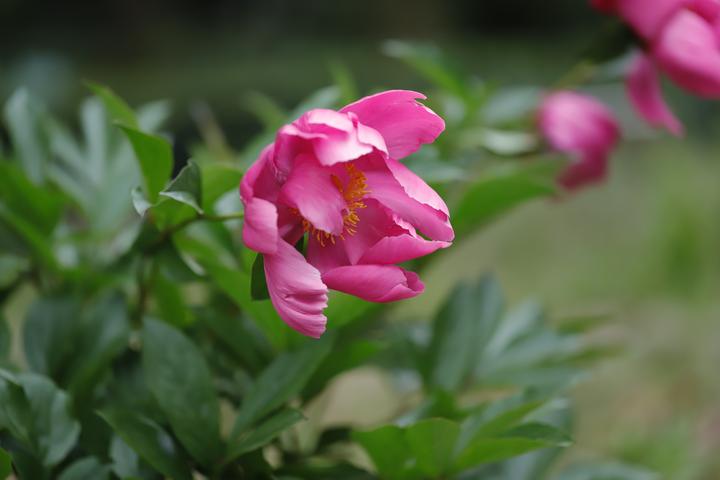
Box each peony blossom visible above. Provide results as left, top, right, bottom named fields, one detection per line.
left=240, top=90, right=453, bottom=338
left=538, top=91, right=621, bottom=189
left=592, top=0, right=720, bottom=134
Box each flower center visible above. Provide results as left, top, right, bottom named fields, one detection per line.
left=301, top=163, right=369, bottom=246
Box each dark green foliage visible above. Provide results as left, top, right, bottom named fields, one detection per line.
left=0, top=69, right=653, bottom=480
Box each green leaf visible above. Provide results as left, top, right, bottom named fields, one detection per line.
left=352, top=425, right=412, bottom=480
left=303, top=339, right=382, bottom=399
left=227, top=408, right=304, bottom=461
left=453, top=161, right=561, bottom=237
left=98, top=408, right=192, bottom=480
left=406, top=418, right=460, bottom=477
left=86, top=82, right=138, bottom=128
left=159, top=161, right=203, bottom=213
left=329, top=62, right=359, bottom=106
left=142, top=319, right=222, bottom=466
left=0, top=447, right=12, bottom=480
left=231, top=334, right=335, bottom=437
left=120, top=126, right=173, bottom=202
left=454, top=422, right=571, bottom=471
left=22, top=294, right=129, bottom=399
left=201, top=163, right=243, bottom=212
left=3, top=89, right=50, bottom=184
left=427, top=275, right=504, bottom=392
left=0, top=315, right=10, bottom=360
left=23, top=296, right=81, bottom=379
left=64, top=294, right=130, bottom=399
left=109, top=435, right=140, bottom=479
left=152, top=268, right=194, bottom=327
left=250, top=254, right=270, bottom=300
left=57, top=457, right=110, bottom=480
left=0, top=372, right=80, bottom=467
left=0, top=162, right=63, bottom=234
left=382, top=40, right=469, bottom=100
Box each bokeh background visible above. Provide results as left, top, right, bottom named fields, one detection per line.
left=3, top=1, right=720, bottom=478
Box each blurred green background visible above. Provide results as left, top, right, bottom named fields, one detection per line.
left=3, top=1, right=720, bottom=478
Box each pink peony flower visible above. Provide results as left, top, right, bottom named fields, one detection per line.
left=240, top=90, right=453, bottom=338
left=538, top=91, right=620, bottom=189
left=592, top=0, right=720, bottom=134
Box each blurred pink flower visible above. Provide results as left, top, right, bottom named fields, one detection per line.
left=538, top=91, right=620, bottom=189
left=592, top=0, right=720, bottom=134
left=240, top=90, right=453, bottom=338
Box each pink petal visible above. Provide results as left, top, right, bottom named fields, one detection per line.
left=654, top=9, right=720, bottom=97
left=617, top=0, right=689, bottom=39
left=278, top=109, right=387, bottom=167
left=359, top=235, right=450, bottom=265
left=278, top=154, right=346, bottom=235
left=385, top=158, right=450, bottom=216
left=558, top=154, right=609, bottom=190
left=691, top=0, right=720, bottom=21
left=243, top=198, right=279, bottom=254
left=340, top=90, right=445, bottom=160
left=626, top=53, right=684, bottom=135
left=538, top=91, right=620, bottom=159
left=263, top=239, right=328, bottom=338
left=322, top=265, right=424, bottom=302
left=240, top=145, right=281, bottom=254
left=357, top=155, right=454, bottom=242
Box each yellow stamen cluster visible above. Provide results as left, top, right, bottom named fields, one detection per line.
left=298, top=163, right=370, bottom=247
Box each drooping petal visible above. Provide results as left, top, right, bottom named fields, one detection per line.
left=626, top=53, right=684, bottom=135
left=356, top=155, right=454, bottom=242
left=240, top=145, right=281, bottom=254
left=243, top=198, right=279, bottom=254
left=558, top=154, right=609, bottom=190
left=263, top=239, right=328, bottom=338
left=278, top=154, right=346, bottom=235
left=359, top=235, right=450, bottom=265
left=340, top=90, right=445, bottom=160
left=385, top=158, right=450, bottom=216
left=617, top=0, right=690, bottom=39
left=654, top=9, right=720, bottom=97
left=322, top=264, right=424, bottom=302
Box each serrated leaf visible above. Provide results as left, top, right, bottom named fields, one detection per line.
left=142, top=319, right=222, bottom=466
left=98, top=408, right=192, bottom=480
left=120, top=126, right=173, bottom=202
